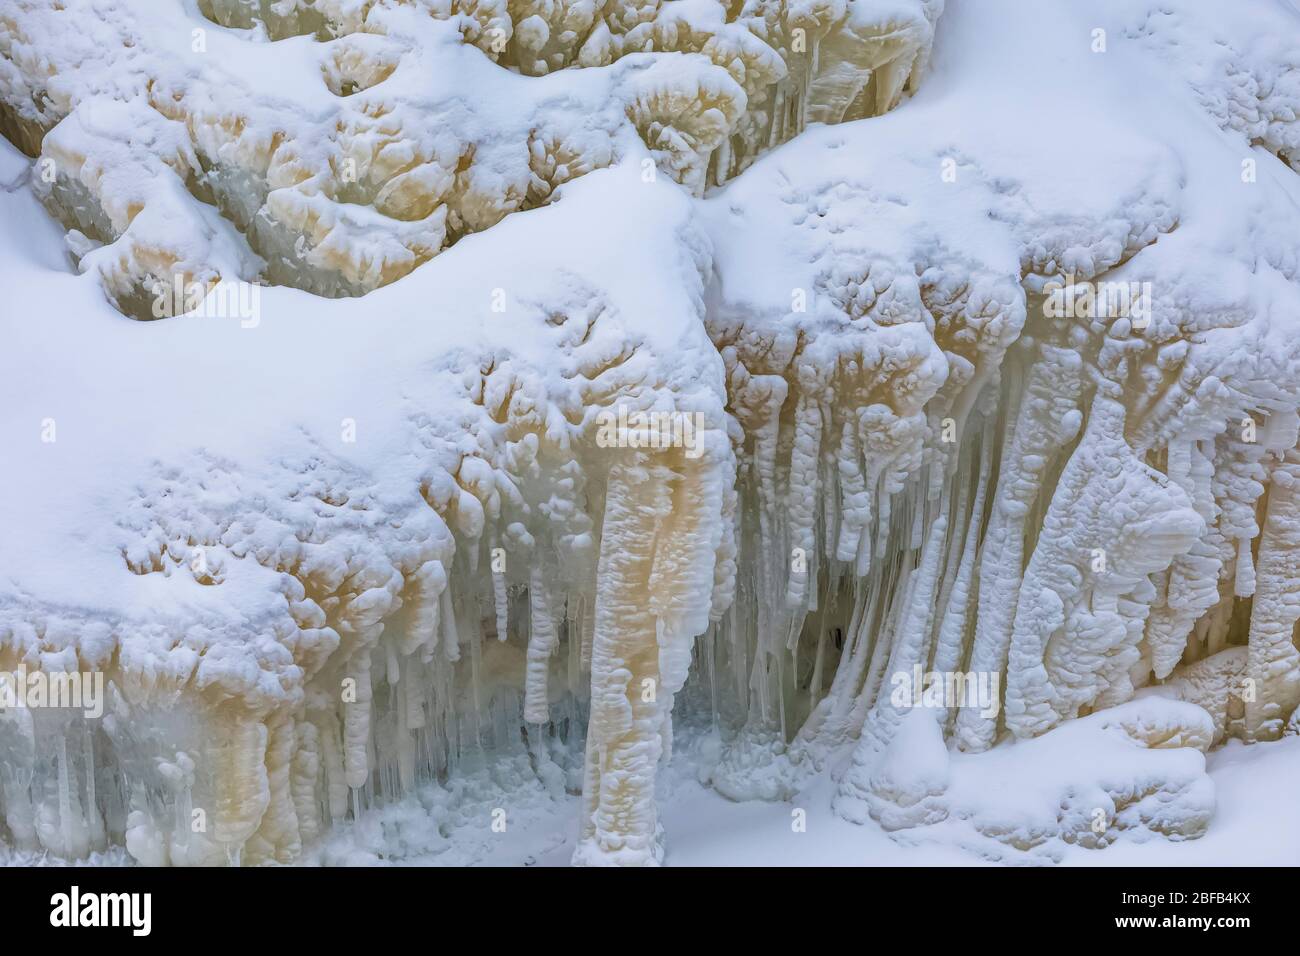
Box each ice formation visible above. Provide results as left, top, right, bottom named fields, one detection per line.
left=0, top=0, right=1298, bottom=866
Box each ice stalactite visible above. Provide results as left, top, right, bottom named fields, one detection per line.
left=930, top=411, right=995, bottom=730
left=833, top=509, right=948, bottom=821
left=211, top=711, right=271, bottom=866
left=1002, top=394, right=1203, bottom=738
left=706, top=313, right=947, bottom=800
left=576, top=414, right=730, bottom=864
left=1243, top=449, right=1300, bottom=740
left=953, top=345, right=1085, bottom=751
left=523, top=565, right=559, bottom=725
left=1144, top=438, right=1223, bottom=681
left=575, top=459, right=674, bottom=865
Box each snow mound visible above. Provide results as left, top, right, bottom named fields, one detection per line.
left=840, top=699, right=1216, bottom=861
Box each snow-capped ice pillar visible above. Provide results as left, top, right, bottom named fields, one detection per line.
left=574, top=430, right=725, bottom=865
left=524, top=565, right=560, bottom=724
left=1002, top=395, right=1203, bottom=738
left=574, top=457, right=674, bottom=866
left=954, top=345, right=1083, bottom=751
left=1144, top=438, right=1223, bottom=679
left=1243, top=448, right=1300, bottom=740
left=210, top=709, right=270, bottom=866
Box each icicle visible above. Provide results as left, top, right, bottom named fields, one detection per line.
left=492, top=535, right=509, bottom=641
left=785, top=392, right=822, bottom=614
left=82, top=722, right=104, bottom=851
left=211, top=713, right=270, bottom=861
left=834, top=511, right=950, bottom=820
left=580, top=590, right=596, bottom=670
left=524, top=564, right=559, bottom=724
left=928, top=440, right=976, bottom=665
left=319, top=714, right=347, bottom=825
left=465, top=591, right=485, bottom=744
left=932, top=421, right=994, bottom=716
left=955, top=347, right=1081, bottom=752
left=574, top=458, right=677, bottom=866
left=291, top=720, right=320, bottom=844
left=809, top=626, right=828, bottom=711
left=439, top=587, right=461, bottom=662
left=1243, top=450, right=1300, bottom=740
left=57, top=730, right=75, bottom=859
left=767, top=84, right=785, bottom=150
left=1234, top=536, right=1256, bottom=598
left=714, top=135, right=731, bottom=187
left=868, top=514, right=947, bottom=739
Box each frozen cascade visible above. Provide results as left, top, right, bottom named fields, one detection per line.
left=1, top=0, right=1300, bottom=866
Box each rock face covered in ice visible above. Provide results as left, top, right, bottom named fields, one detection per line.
left=0, top=0, right=940, bottom=317
left=0, top=0, right=1298, bottom=865
left=701, top=0, right=1300, bottom=832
